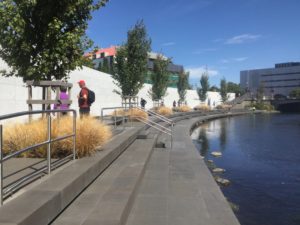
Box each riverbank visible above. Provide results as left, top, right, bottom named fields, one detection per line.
left=191, top=113, right=300, bottom=225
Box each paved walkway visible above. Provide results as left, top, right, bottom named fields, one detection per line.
left=126, top=116, right=240, bottom=225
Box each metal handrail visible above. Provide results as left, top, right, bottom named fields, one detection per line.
left=136, top=106, right=173, bottom=124
left=134, top=116, right=172, bottom=135
left=134, top=117, right=172, bottom=136
left=101, top=107, right=128, bottom=129
left=0, top=109, right=77, bottom=205
left=130, top=107, right=174, bottom=149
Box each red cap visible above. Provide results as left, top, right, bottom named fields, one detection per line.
left=78, top=80, right=85, bottom=85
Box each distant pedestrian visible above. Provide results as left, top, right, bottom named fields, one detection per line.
left=53, top=86, right=69, bottom=116
left=173, top=100, right=176, bottom=108
left=160, top=100, right=164, bottom=107
left=77, top=80, right=90, bottom=118
left=140, top=98, right=147, bottom=109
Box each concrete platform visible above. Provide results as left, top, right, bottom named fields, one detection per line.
left=52, top=134, right=158, bottom=225
left=0, top=125, right=144, bottom=225
left=127, top=117, right=241, bottom=225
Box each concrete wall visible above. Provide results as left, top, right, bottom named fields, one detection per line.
left=0, top=59, right=234, bottom=118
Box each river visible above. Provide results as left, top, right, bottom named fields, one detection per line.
left=191, top=113, right=300, bottom=225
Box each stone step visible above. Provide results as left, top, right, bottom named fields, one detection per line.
left=136, top=130, right=150, bottom=139
left=51, top=134, right=158, bottom=225
left=0, top=126, right=144, bottom=225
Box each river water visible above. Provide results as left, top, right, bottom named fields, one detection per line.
left=191, top=113, right=300, bottom=225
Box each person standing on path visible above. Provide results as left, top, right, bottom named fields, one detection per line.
left=77, top=80, right=90, bottom=118
left=140, top=98, right=147, bottom=109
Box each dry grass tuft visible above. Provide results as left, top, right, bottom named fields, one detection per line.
left=156, top=106, right=173, bottom=116
left=177, top=105, right=192, bottom=112
left=3, top=119, right=47, bottom=158
left=216, top=104, right=232, bottom=110
left=109, top=108, right=148, bottom=121
left=194, top=104, right=211, bottom=112
left=127, top=108, right=148, bottom=121
left=3, top=116, right=112, bottom=158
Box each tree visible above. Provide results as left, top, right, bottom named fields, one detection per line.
left=227, top=82, right=241, bottom=96
left=112, top=20, right=151, bottom=96
left=220, top=78, right=228, bottom=102
left=177, top=71, right=189, bottom=102
left=209, top=85, right=220, bottom=92
left=98, top=57, right=110, bottom=73
left=0, top=0, right=109, bottom=81
left=256, top=82, right=265, bottom=102
left=149, top=55, right=170, bottom=101
left=82, top=57, right=95, bottom=69
left=289, top=88, right=300, bottom=98
left=197, top=73, right=210, bottom=102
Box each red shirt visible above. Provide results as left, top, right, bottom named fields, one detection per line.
left=79, top=88, right=89, bottom=108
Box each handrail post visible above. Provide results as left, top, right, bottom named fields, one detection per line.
left=47, top=114, right=51, bottom=174
left=171, top=123, right=173, bottom=149
left=0, top=125, right=3, bottom=205
left=101, top=109, right=103, bottom=122
left=114, top=110, right=117, bottom=128
left=72, top=112, right=76, bottom=160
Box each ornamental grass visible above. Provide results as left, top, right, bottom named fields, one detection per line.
left=215, top=104, right=232, bottom=110
left=127, top=108, right=148, bottom=121
left=156, top=106, right=173, bottom=116
left=3, top=116, right=112, bottom=158
left=194, top=104, right=211, bottom=112
left=110, top=108, right=148, bottom=121
left=177, top=105, right=192, bottom=112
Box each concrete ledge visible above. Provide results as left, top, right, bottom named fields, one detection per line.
left=52, top=135, right=158, bottom=225
left=0, top=126, right=144, bottom=225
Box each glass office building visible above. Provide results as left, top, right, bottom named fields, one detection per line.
left=240, top=62, right=300, bottom=97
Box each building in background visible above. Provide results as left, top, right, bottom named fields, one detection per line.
left=84, top=46, right=184, bottom=88
left=240, top=62, right=300, bottom=98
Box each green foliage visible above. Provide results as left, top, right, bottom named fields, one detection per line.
left=0, top=0, right=108, bottom=81
left=227, top=82, right=241, bottom=96
left=220, top=78, right=228, bottom=102
left=209, top=85, right=220, bottom=92
left=98, top=57, right=110, bottom=73
left=177, top=71, right=189, bottom=102
left=197, top=73, right=210, bottom=102
left=256, top=82, right=264, bottom=102
left=289, top=88, right=300, bottom=98
left=149, top=55, right=170, bottom=100
left=82, top=57, right=95, bottom=68
left=250, top=102, right=274, bottom=111
left=112, top=20, right=151, bottom=96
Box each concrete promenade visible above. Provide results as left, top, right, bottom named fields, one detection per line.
left=0, top=111, right=245, bottom=225
left=126, top=116, right=241, bottom=225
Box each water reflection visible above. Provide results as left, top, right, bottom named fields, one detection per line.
left=197, top=127, right=209, bottom=157
left=219, top=119, right=227, bottom=151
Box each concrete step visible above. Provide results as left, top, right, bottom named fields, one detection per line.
left=136, top=130, right=149, bottom=139
left=0, top=126, right=144, bottom=225
left=51, top=134, right=158, bottom=225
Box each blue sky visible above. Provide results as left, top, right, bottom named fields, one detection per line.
left=87, top=0, right=300, bottom=87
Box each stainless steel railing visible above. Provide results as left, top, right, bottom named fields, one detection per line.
left=100, top=107, right=127, bottom=130
left=130, top=107, right=174, bottom=149
left=0, top=109, right=77, bottom=205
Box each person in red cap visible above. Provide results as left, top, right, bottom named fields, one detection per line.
left=77, top=80, right=90, bottom=117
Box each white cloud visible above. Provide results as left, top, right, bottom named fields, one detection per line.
left=225, top=34, right=262, bottom=44
left=162, top=42, right=175, bottom=46
left=186, top=66, right=219, bottom=79
left=234, top=57, right=248, bottom=62
left=221, top=57, right=249, bottom=63
left=221, top=59, right=230, bottom=64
